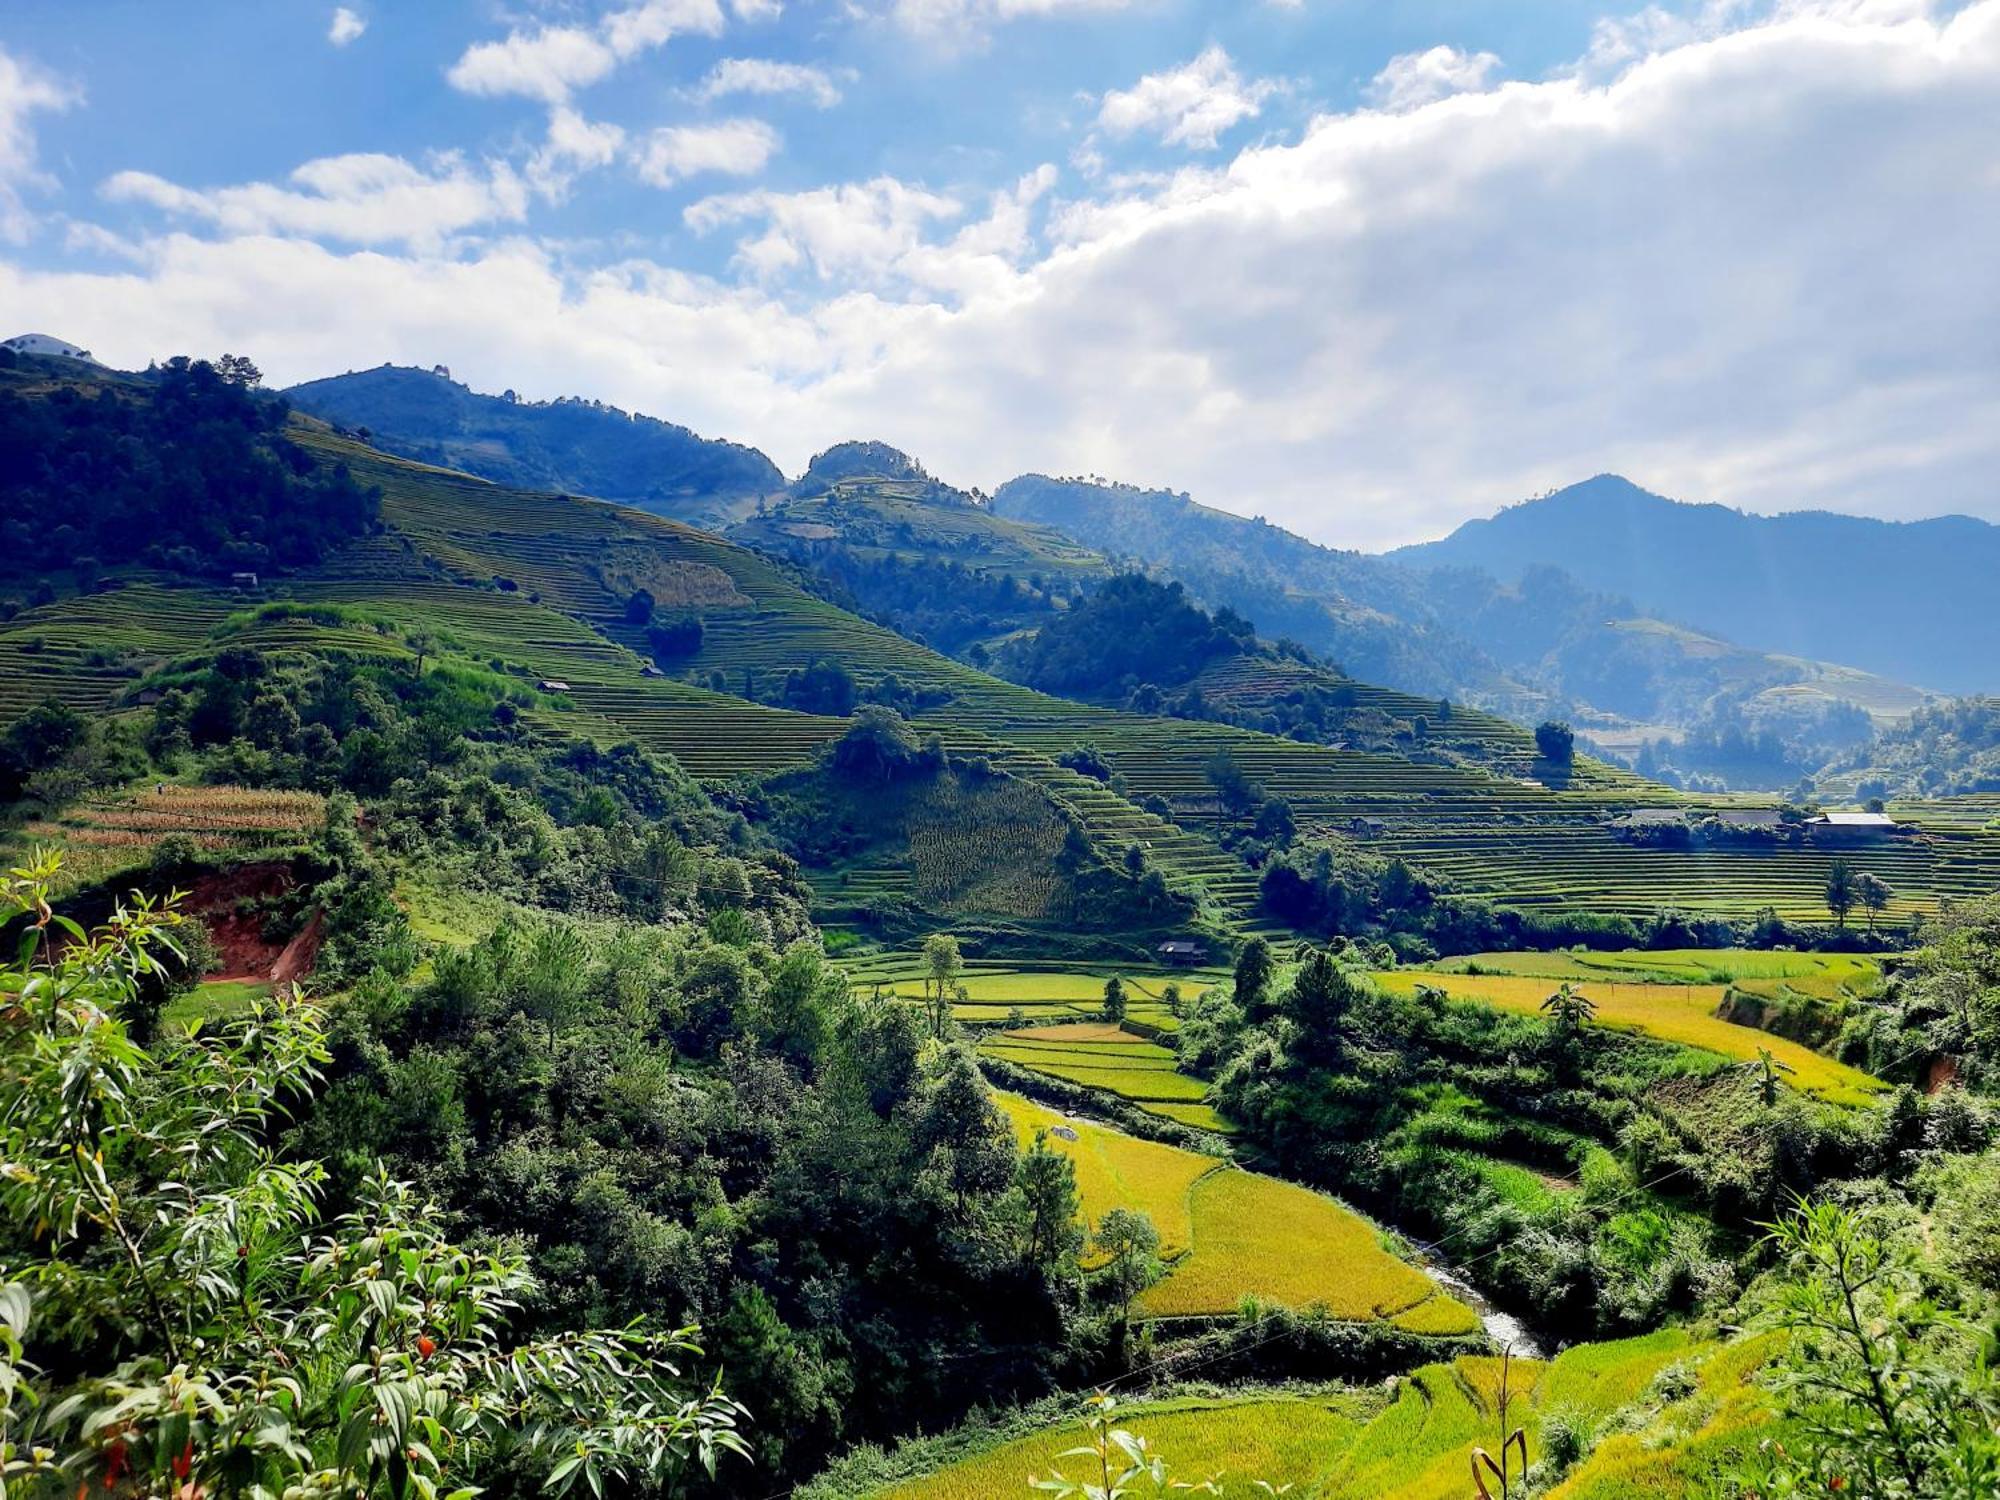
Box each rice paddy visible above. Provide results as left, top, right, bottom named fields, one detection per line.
left=993, top=1091, right=1472, bottom=1332
left=997, top=1093, right=1216, bottom=1260
left=870, top=1329, right=1765, bottom=1500
left=1373, top=969, right=1884, bottom=1107
left=1134, top=1168, right=1474, bottom=1331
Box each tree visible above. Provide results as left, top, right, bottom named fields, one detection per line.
left=214, top=351, right=262, bottom=386
left=1092, top=1208, right=1162, bottom=1318
left=1282, top=949, right=1364, bottom=1064
left=1101, top=975, right=1128, bottom=1023
left=0, top=850, right=747, bottom=1499
left=1744, top=1196, right=2000, bottom=1496
left=922, top=931, right=964, bottom=1038
left=1824, top=858, right=1858, bottom=928
left=520, top=919, right=594, bottom=1055
left=1013, top=1131, right=1083, bottom=1268
left=1232, top=936, right=1275, bottom=1022
left=1540, top=982, right=1597, bottom=1035
left=1534, top=720, right=1575, bottom=764
left=828, top=705, right=922, bottom=782
left=1857, top=871, right=1893, bottom=932
left=625, top=588, right=656, bottom=625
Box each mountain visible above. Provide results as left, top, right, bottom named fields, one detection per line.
left=1390, top=474, right=2000, bottom=695
left=284, top=363, right=782, bottom=525
left=991, top=474, right=1504, bottom=701
left=2, top=332, right=101, bottom=362
left=726, top=442, right=1107, bottom=658
left=989, top=475, right=1928, bottom=777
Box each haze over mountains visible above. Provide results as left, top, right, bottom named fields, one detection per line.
left=282, top=363, right=1986, bottom=782
left=1393, top=475, right=2000, bottom=696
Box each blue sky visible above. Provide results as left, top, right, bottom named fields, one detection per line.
left=2, top=0, right=1997, bottom=546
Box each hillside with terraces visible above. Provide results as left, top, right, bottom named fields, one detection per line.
left=5, top=392, right=1995, bottom=941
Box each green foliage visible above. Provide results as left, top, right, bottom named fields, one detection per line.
left=1743, top=1196, right=2000, bottom=1496
left=1009, top=574, right=1250, bottom=698
left=0, top=356, right=378, bottom=579
left=0, top=850, right=745, bottom=1498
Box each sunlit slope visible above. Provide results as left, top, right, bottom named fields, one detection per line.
left=9, top=418, right=2000, bottom=925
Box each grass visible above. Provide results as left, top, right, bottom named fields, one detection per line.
left=870, top=1330, right=1769, bottom=1499
left=162, top=977, right=273, bottom=1030
left=1134, top=1169, right=1474, bottom=1333
left=1373, top=969, right=1885, bottom=1107
left=996, top=1093, right=1217, bottom=1260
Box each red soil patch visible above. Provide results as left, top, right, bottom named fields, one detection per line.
left=182, top=863, right=319, bottom=984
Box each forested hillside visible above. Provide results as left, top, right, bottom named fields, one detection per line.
left=287, top=363, right=782, bottom=526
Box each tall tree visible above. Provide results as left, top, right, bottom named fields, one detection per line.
left=1857, top=871, right=1893, bottom=932
left=1233, top=936, right=1275, bottom=1022
left=1824, top=859, right=1858, bottom=928
left=1101, top=974, right=1128, bottom=1023
left=922, top=932, right=963, bottom=1038
left=1013, top=1131, right=1083, bottom=1269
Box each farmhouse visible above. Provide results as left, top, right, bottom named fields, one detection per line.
left=536, top=679, right=572, bottom=693
left=229, top=571, right=259, bottom=590
left=1809, top=811, right=1899, bottom=840
left=1157, top=939, right=1206, bottom=966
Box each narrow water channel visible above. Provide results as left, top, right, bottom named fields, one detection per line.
left=1413, top=1252, right=1547, bottom=1360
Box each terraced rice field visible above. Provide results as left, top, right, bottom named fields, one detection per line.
left=997, top=1094, right=1216, bottom=1260
left=11, top=785, right=327, bottom=893
left=1431, top=948, right=1879, bottom=989
left=13, top=427, right=2000, bottom=934
left=873, top=1329, right=1766, bottom=1500
left=993, top=1093, right=1471, bottom=1332
left=840, top=958, right=1229, bottom=1034
left=981, top=1023, right=1224, bottom=1128
left=1374, top=970, right=1884, bottom=1107
left=1135, top=1168, right=1475, bottom=1331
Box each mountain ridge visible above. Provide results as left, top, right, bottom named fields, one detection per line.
left=1391, top=474, right=2000, bottom=693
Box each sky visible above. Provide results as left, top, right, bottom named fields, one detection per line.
left=1, top=0, right=1996, bottom=550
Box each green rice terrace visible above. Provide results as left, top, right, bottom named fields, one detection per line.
left=840, top=1329, right=1771, bottom=1500
left=5, top=420, right=2000, bottom=937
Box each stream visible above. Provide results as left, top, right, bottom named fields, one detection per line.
left=1413, top=1250, right=1547, bottom=1359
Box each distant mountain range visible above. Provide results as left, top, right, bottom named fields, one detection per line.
left=280, top=365, right=1982, bottom=784
left=1390, top=474, right=1999, bottom=695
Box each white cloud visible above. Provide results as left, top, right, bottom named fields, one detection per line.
left=732, top=0, right=784, bottom=18
left=101, top=152, right=530, bottom=251
left=529, top=108, right=627, bottom=198
left=634, top=119, right=782, bottom=187
left=447, top=0, right=725, bottom=103
left=328, top=7, right=367, bottom=47
left=14, top=2, right=2000, bottom=550
left=687, top=175, right=962, bottom=280
left=0, top=47, right=78, bottom=244
left=1096, top=46, right=1277, bottom=150
left=696, top=58, right=843, bottom=108
left=1365, top=45, right=1502, bottom=111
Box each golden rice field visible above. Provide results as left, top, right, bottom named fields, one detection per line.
left=1134, top=1168, right=1475, bottom=1333
left=993, top=1092, right=1470, bottom=1333
left=997, top=1093, right=1216, bottom=1261
left=1430, top=947, right=1879, bottom=991
left=980, top=1023, right=1230, bottom=1128
left=873, top=1329, right=1768, bottom=1500
left=1372, top=970, right=1885, bottom=1108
